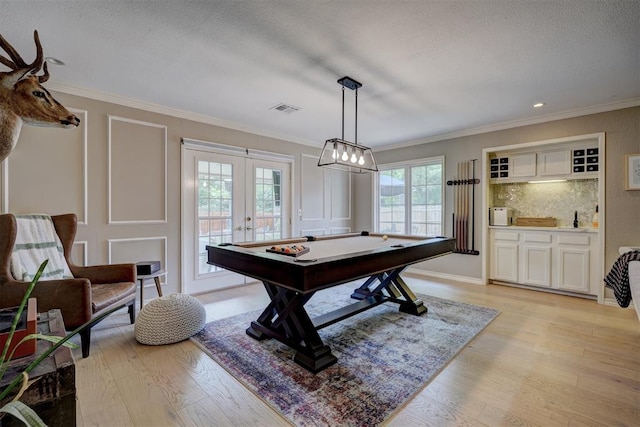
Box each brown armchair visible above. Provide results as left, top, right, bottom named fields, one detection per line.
left=0, top=213, right=136, bottom=357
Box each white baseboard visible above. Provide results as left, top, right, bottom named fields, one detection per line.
left=603, top=297, right=638, bottom=316
left=405, top=267, right=484, bottom=285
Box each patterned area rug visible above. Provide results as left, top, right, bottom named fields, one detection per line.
left=191, top=285, right=499, bottom=426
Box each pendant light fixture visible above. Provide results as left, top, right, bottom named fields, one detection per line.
left=318, top=76, right=378, bottom=173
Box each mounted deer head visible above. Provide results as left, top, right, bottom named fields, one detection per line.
left=0, top=30, right=80, bottom=162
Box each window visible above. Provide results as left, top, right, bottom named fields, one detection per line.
left=376, top=157, right=444, bottom=236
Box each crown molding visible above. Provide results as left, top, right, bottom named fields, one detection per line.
left=46, top=81, right=318, bottom=148
left=47, top=81, right=639, bottom=153
left=376, top=97, right=640, bottom=152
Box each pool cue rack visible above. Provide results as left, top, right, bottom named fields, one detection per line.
left=446, top=159, right=480, bottom=255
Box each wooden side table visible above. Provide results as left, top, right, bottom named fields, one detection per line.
left=0, top=309, right=75, bottom=426
left=137, top=269, right=166, bottom=309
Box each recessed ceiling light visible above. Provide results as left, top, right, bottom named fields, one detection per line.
left=45, top=57, right=65, bottom=66
left=533, top=102, right=545, bottom=108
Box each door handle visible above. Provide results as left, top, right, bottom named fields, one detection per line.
left=235, top=226, right=243, bottom=231
left=246, top=227, right=254, bottom=230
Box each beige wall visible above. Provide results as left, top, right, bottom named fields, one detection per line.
left=0, top=91, right=352, bottom=297
left=356, top=106, right=640, bottom=294
left=4, top=87, right=638, bottom=302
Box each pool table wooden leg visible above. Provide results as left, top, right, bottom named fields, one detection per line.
left=246, top=281, right=338, bottom=374
left=391, top=275, right=427, bottom=315
left=350, top=268, right=427, bottom=316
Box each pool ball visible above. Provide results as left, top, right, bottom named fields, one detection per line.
left=382, top=235, right=388, bottom=241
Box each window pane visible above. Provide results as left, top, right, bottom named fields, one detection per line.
left=379, top=169, right=405, bottom=234
left=378, top=159, right=443, bottom=237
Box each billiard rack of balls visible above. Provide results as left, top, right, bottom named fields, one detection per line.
left=266, top=245, right=310, bottom=257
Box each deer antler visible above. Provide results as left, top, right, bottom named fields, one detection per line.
left=0, top=30, right=79, bottom=163
left=0, top=30, right=46, bottom=87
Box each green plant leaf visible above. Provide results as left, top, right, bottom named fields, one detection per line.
left=0, top=303, right=125, bottom=402
left=0, top=400, right=47, bottom=426
left=13, top=334, right=78, bottom=350
left=0, top=260, right=48, bottom=372
left=3, top=333, right=80, bottom=364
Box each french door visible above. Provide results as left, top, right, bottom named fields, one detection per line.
left=182, top=145, right=291, bottom=294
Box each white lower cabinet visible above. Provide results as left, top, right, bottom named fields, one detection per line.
left=489, top=228, right=598, bottom=296
left=556, top=233, right=592, bottom=293
left=522, top=245, right=552, bottom=287
left=491, top=231, right=519, bottom=282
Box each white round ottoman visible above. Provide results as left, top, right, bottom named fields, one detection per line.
left=135, top=293, right=206, bottom=345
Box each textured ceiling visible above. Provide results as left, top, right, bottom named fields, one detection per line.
left=1, top=1, right=639, bottom=148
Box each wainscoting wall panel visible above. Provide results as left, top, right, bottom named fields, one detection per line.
left=108, top=236, right=167, bottom=266
left=108, top=116, right=167, bottom=224
left=108, top=236, right=167, bottom=298
left=71, top=241, right=88, bottom=267
left=300, top=228, right=326, bottom=237
left=300, top=154, right=325, bottom=221
left=330, top=227, right=351, bottom=234
left=330, top=169, right=351, bottom=221
left=2, top=108, right=88, bottom=223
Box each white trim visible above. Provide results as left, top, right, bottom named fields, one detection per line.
left=48, top=82, right=639, bottom=151
left=300, top=153, right=326, bottom=221
left=48, top=82, right=315, bottom=147
left=603, top=298, right=637, bottom=316
left=376, top=98, right=640, bottom=152
left=300, top=228, right=326, bottom=237
left=107, top=236, right=168, bottom=267
left=482, top=132, right=605, bottom=155
left=72, top=240, right=88, bottom=266
left=330, top=227, right=351, bottom=234
left=481, top=132, right=606, bottom=302
left=1, top=108, right=89, bottom=222
left=406, top=267, right=484, bottom=286
left=181, top=138, right=295, bottom=162
left=180, top=143, right=295, bottom=294
left=330, top=169, right=352, bottom=221
left=180, top=144, right=187, bottom=293
left=76, top=108, right=89, bottom=225
left=108, top=115, right=168, bottom=224
left=374, top=155, right=445, bottom=236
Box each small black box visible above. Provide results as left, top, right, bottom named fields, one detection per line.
left=136, top=261, right=161, bottom=276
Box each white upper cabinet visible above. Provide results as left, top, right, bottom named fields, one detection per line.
left=489, top=141, right=599, bottom=183
left=509, top=153, right=537, bottom=178
left=538, top=150, right=572, bottom=176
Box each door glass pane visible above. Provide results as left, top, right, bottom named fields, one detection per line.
left=198, top=160, right=233, bottom=274
left=254, top=167, right=282, bottom=241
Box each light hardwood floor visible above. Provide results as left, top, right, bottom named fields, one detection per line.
left=74, top=277, right=640, bottom=426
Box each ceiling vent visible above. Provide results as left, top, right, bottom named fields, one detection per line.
left=270, top=103, right=300, bottom=114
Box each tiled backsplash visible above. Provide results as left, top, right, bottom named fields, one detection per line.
left=491, top=179, right=598, bottom=228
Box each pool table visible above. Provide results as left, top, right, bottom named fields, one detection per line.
left=206, top=232, right=454, bottom=373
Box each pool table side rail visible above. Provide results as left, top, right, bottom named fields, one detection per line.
left=206, top=235, right=454, bottom=293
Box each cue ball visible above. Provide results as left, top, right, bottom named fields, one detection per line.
left=382, top=235, right=388, bottom=240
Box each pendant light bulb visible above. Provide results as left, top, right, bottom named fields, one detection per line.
left=332, top=148, right=338, bottom=160
left=358, top=153, right=365, bottom=166
left=341, top=149, right=349, bottom=161
left=350, top=149, right=358, bottom=163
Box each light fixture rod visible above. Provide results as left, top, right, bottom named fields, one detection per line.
left=355, top=86, right=358, bottom=145
left=341, top=86, right=345, bottom=140
left=337, top=76, right=362, bottom=145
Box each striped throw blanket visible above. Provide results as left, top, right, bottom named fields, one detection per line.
left=604, top=250, right=640, bottom=308
left=10, top=214, right=74, bottom=281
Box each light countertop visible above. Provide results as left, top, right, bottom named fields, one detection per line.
left=488, top=225, right=598, bottom=233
